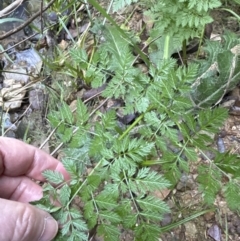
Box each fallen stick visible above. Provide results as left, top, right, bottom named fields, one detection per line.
left=0, top=0, right=56, bottom=40
left=0, top=0, right=27, bottom=17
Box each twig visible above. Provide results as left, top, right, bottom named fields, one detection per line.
left=40, top=0, right=44, bottom=34
left=0, top=32, right=38, bottom=54
left=0, top=0, right=56, bottom=40
left=0, top=0, right=26, bottom=17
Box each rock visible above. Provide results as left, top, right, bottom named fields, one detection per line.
left=118, top=113, right=136, bottom=125
left=0, top=112, right=17, bottom=137
left=184, top=222, right=197, bottom=239
left=83, top=84, right=107, bottom=100
left=69, top=99, right=77, bottom=112
left=48, top=12, right=58, bottom=23
left=66, top=23, right=91, bottom=40
left=4, top=68, right=29, bottom=83
left=236, top=225, right=240, bottom=235
left=4, top=49, right=42, bottom=83
left=204, top=211, right=215, bottom=222
left=161, top=213, right=172, bottom=226
left=176, top=174, right=195, bottom=191
left=1, top=112, right=17, bottom=131
left=3, top=78, right=15, bottom=87
left=69, top=99, right=77, bottom=122
left=4, top=130, right=16, bottom=138
left=76, top=89, right=86, bottom=99
left=15, top=110, right=47, bottom=148
left=0, top=82, right=26, bottom=110
left=153, top=189, right=171, bottom=200
left=232, top=216, right=240, bottom=227
left=207, top=224, right=221, bottom=241
left=29, top=88, right=44, bottom=110
left=15, top=48, right=42, bottom=76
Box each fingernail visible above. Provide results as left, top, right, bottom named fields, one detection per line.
left=39, top=216, right=58, bottom=241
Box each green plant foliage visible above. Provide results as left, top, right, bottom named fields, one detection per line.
left=145, top=0, right=222, bottom=62
left=43, top=170, right=65, bottom=185
left=34, top=0, right=240, bottom=240
left=191, top=32, right=240, bottom=107
left=112, top=0, right=138, bottom=12
left=0, top=18, right=24, bottom=24
left=223, top=181, right=240, bottom=211
left=197, top=165, right=222, bottom=204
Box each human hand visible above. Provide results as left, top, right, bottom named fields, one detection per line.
left=0, top=137, right=70, bottom=241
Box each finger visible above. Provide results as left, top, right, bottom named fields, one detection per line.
left=0, top=198, right=58, bottom=241
left=0, top=137, right=70, bottom=181
left=0, top=176, right=43, bottom=202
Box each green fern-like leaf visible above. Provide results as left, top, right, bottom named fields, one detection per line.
left=197, top=165, right=221, bottom=204
left=214, top=152, right=240, bottom=178
left=136, top=195, right=170, bottom=216
left=48, top=110, right=61, bottom=127
left=223, top=181, right=240, bottom=211
left=59, top=184, right=71, bottom=206
left=70, top=48, right=88, bottom=69
left=198, top=108, right=228, bottom=133
left=112, top=0, right=138, bottom=12
left=97, top=223, right=120, bottom=241
left=76, top=99, right=89, bottom=125
left=61, top=158, right=79, bottom=178
left=99, top=210, right=122, bottom=223
left=134, top=223, right=161, bottom=241
left=87, top=174, right=102, bottom=192
left=83, top=201, right=98, bottom=229
left=95, top=193, right=118, bottom=209
left=58, top=126, right=73, bottom=143
left=60, top=102, right=74, bottom=124
left=43, top=170, right=64, bottom=185
left=129, top=168, right=171, bottom=195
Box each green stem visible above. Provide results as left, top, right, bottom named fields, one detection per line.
left=221, top=8, right=240, bottom=21
left=163, top=35, right=170, bottom=59
left=196, top=26, right=205, bottom=59
left=182, top=39, right=187, bottom=65
left=119, top=114, right=144, bottom=141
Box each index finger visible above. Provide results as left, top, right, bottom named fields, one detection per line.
left=0, top=137, right=70, bottom=181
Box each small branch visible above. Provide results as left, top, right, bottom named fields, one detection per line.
left=0, top=0, right=56, bottom=40
left=0, top=0, right=26, bottom=17
left=0, top=32, right=38, bottom=54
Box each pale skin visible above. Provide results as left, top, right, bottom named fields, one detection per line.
left=0, top=137, right=70, bottom=241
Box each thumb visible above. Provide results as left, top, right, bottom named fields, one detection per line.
left=0, top=198, right=58, bottom=241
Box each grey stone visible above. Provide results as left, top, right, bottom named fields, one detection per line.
left=29, top=89, right=44, bottom=110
